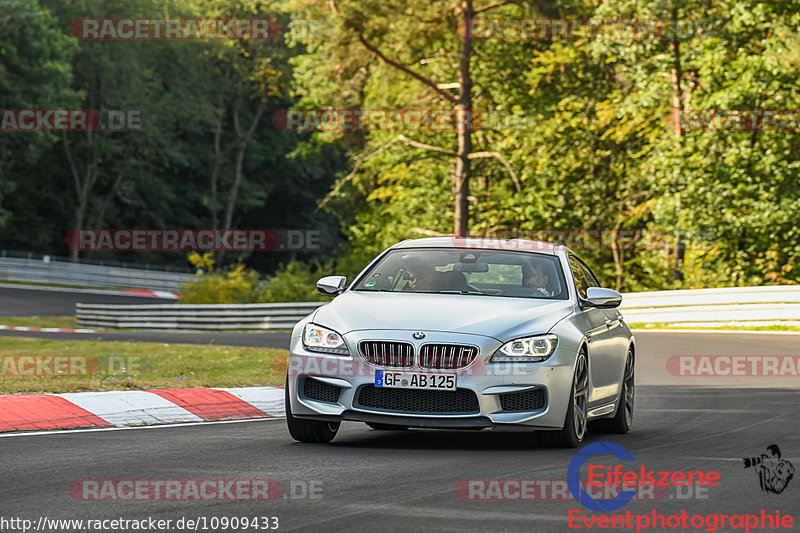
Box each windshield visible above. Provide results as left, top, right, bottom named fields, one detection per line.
left=352, top=248, right=568, bottom=299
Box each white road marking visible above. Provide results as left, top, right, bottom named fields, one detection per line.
left=214, top=386, right=285, bottom=417
left=152, top=290, right=180, bottom=299
left=56, top=390, right=203, bottom=426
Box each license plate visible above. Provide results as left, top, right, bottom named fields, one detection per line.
left=375, top=370, right=456, bottom=391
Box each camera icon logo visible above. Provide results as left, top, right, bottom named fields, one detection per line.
left=743, top=444, right=794, bottom=494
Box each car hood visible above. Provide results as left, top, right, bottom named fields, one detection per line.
left=312, top=291, right=575, bottom=341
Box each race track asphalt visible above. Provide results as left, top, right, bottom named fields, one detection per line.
left=0, top=284, right=177, bottom=316
left=1, top=331, right=799, bottom=532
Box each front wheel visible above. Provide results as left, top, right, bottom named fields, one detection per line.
left=540, top=351, right=588, bottom=448
left=594, top=348, right=634, bottom=434
left=285, top=378, right=340, bottom=443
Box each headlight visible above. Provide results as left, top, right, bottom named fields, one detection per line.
left=303, top=323, right=349, bottom=355
left=492, top=334, right=558, bottom=362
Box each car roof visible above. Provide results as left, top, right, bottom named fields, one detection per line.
left=391, top=236, right=566, bottom=255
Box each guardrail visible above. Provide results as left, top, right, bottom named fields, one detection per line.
left=0, top=257, right=194, bottom=291
left=76, top=302, right=325, bottom=330
left=619, top=285, right=800, bottom=327
left=74, top=286, right=800, bottom=331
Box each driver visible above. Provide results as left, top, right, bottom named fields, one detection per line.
left=522, top=262, right=551, bottom=297
left=403, top=256, right=436, bottom=292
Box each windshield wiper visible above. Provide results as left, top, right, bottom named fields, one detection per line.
left=438, top=290, right=491, bottom=296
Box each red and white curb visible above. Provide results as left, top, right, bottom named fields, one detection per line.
left=126, top=289, right=180, bottom=299
left=0, top=325, right=96, bottom=333
left=0, top=387, right=284, bottom=432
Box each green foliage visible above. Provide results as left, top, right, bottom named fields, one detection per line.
left=180, top=257, right=333, bottom=303
left=258, top=261, right=333, bottom=303
left=0, top=0, right=80, bottom=232
left=290, top=0, right=800, bottom=291
left=179, top=264, right=264, bottom=304
left=0, top=0, right=345, bottom=272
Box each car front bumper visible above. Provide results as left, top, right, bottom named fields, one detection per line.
left=286, top=329, right=577, bottom=430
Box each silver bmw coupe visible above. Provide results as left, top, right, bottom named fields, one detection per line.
left=285, top=237, right=635, bottom=447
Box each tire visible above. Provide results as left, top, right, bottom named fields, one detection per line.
left=285, top=378, right=340, bottom=443
left=594, top=347, right=634, bottom=434
left=366, top=423, right=409, bottom=431
left=541, top=350, right=588, bottom=448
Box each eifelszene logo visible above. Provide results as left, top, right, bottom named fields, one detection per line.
left=568, top=441, right=637, bottom=512
left=743, top=444, right=794, bottom=494
left=567, top=441, right=721, bottom=512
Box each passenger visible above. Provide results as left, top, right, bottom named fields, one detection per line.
left=522, top=263, right=551, bottom=297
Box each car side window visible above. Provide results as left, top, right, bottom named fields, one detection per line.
left=579, top=261, right=600, bottom=288
left=568, top=255, right=590, bottom=299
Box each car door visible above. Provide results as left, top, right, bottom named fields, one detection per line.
left=567, top=254, right=619, bottom=405
left=579, top=260, right=627, bottom=348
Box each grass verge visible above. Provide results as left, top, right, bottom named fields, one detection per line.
left=0, top=337, right=288, bottom=394
left=0, top=316, right=77, bottom=329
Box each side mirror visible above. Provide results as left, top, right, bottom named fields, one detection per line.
left=584, top=287, right=622, bottom=308
left=317, top=275, right=347, bottom=296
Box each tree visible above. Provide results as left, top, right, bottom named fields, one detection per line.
left=0, top=0, right=79, bottom=234
left=288, top=0, right=527, bottom=237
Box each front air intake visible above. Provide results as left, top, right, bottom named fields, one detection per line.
left=499, top=388, right=546, bottom=411
left=303, top=377, right=341, bottom=403
left=356, top=385, right=480, bottom=413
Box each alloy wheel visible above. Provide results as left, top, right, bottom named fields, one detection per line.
left=623, top=350, right=635, bottom=427
left=573, top=354, right=588, bottom=441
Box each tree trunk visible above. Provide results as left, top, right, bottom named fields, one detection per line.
left=63, top=131, right=98, bottom=263
left=210, top=100, right=224, bottom=232
left=70, top=203, right=85, bottom=262
left=222, top=99, right=266, bottom=233
left=92, top=143, right=134, bottom=229
left=453, top=0, right=473, bottom=238
left=669, top=8, right=684, bottom=282
left=611, top=216, right=624, bottom=291
left=217, top=98, right=267, bottom=265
